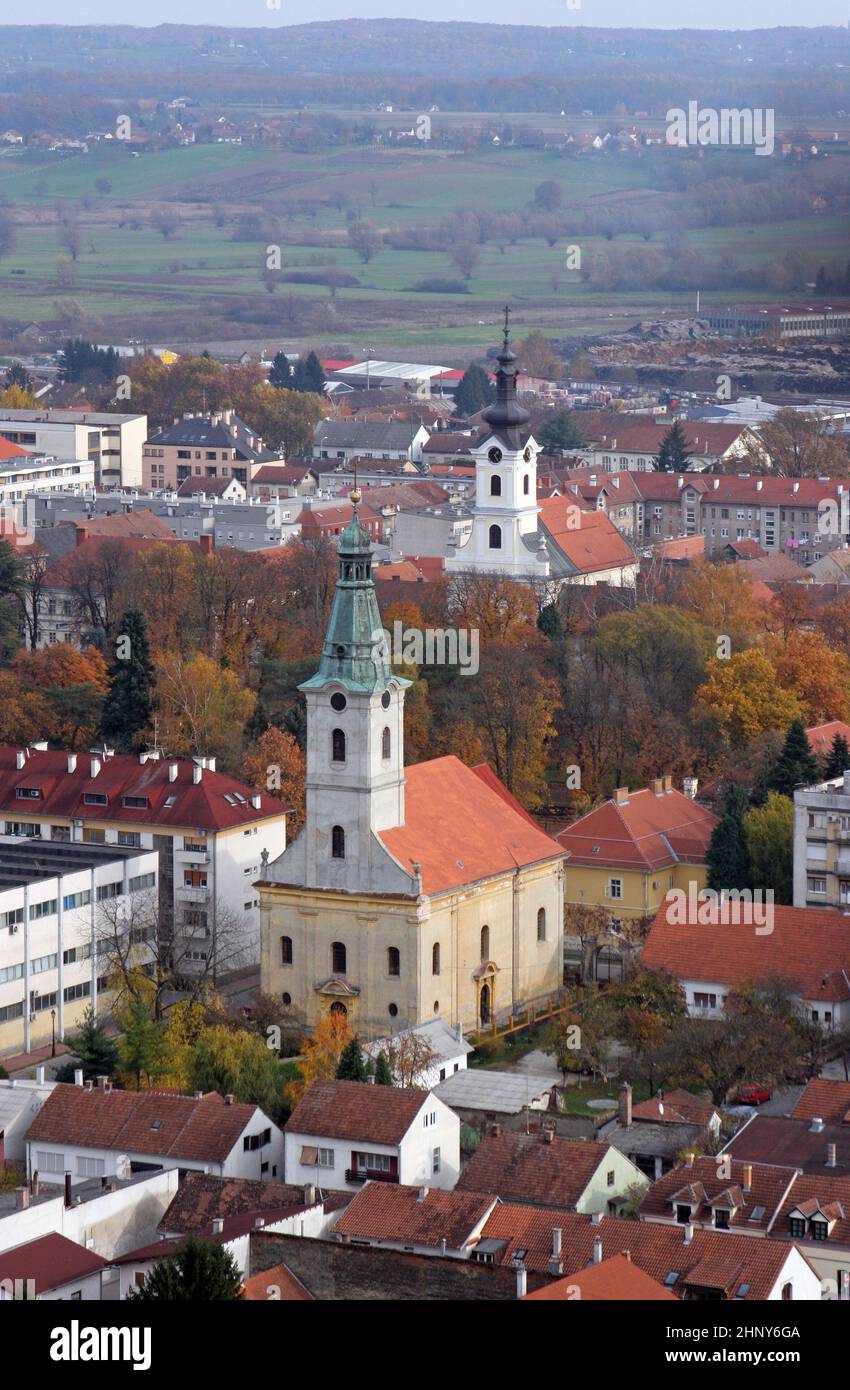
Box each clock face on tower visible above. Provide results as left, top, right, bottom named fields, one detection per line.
left=523, top=446, right=532, bottom=461
left=488, top=447, right=503, bottom=463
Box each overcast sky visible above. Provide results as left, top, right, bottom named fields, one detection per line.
left=12, top=3, right=850, bottom=29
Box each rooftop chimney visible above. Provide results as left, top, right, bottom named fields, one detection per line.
left=15, top=1186, right=29, bottom=1210
left=199, top=533, right=213, bottom=554
left=90, top=757, right=101, bottom=779
left=652, top=778, right=663, bottom=796
left=827, top=1143, right=837, bottom=1169
left=417, top=1186, right=429, bottom=1202
left=36, top=1065, right=45, bottom=1084
left=685, top=1151, right=695, bottom=1167
left=663, top=775, right=672, bottom=792
left=212, top=1217, right=224, bottom=1234
left=96, top=1074, right=108, bottom=1088
left=591, top=1211, right=602, bottom=1226
left=619, top=1082, right=632, bottom=1129
left=168, top=762, right=178, bottom=783
left=552, top=1228, right=562, bottom=1258
left=251, top=793, right=261, bottom=809
left=67, top=753, right=77, bottom=773
left=682, top=776, right=698, bottom=800
left=75, top=524, right=89, bottom=547
left=15, top=749, right=25, bottom=770
left=592, top=1234, right=603, bottom=1264
left=304, top=1184, right=316, bottom=1206
left=193, top=765, right=202, bottom=784
left=614, top=787, right=629, bottom=805
left=74, top=1068, right=84, bottom=1087
left=224, top=1093, right=234, bottom=1106
left=683, top=1222, right=693, bottom=1246
left=516, top=1264, right=527, bottom=1299
left=64, top=1171, right=73, bottom=1208
left=742, top=1164, right=752, bottom=1191
left=439, top=1237, right=447, bottom=1255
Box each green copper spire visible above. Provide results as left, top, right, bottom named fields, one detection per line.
left=300, top=492, right=409, bottom=695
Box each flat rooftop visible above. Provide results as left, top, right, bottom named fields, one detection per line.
left=432, top=1068, right=552, bottom=1115
left=0, top=410, right=142, bottom=425
left=0, top=839, right=151, bottom=890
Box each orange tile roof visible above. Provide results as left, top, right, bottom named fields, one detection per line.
left=478, top=1206, right=804, bottom=1298
left=791, top=1078, right=850, bottom=1125
left=455, top=1131, right=608, bottom=1209
left=333, top=1182, right=497, bottom=1248
left=631, top=1089, right=717, bottom=1127
left=26, top=1085, right=261, bottom=1163
left=556, top=786, right=717, bottom=871
left=523, top=1252, right=677, bottom=1301
left=241, top=1263, right=314, bottom=1300
left=643, top=898, right=850, bottom=1003
left=538, top=501, right=637, bottom=576
left=285, top=1079, right=426, bottom=1145
left=0, top=435, right=30, bottom=461
left=806, top=722, right=850, bottom=760
left=0, top=1233, right=106, bottom=1294
left=638, top=1157, right=797, bottom=1232
left=379, top=755, right=564, bottom=895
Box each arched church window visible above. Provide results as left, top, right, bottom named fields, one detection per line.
left=280, top=935, right=293, bottom=965
left=382, top=726, right=391, bottom=760
left=331, top=940, right=347, bottom=974
left=432, top=942, right=440, bottom=976
left=480, top=924, right=490, bottom=961
left=387, top=947, right=400, bottom=977
left=523, top=474, right=530, bottom=495
left=332, top=728, right=346, bottom=763
left=331, top=825, right=345, bottom=859
left=537, top=907, right=546, bottom=941
left=490, top=475, right=501, bottom=497
left=488, top=524, right=501, bottom=550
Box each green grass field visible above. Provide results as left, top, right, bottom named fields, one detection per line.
left=1, top=140, right=847, bottom=353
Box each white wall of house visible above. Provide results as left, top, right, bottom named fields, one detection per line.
left=679, top=975, right=849, bottom=1029
left=575, top=1146, right=650, bottom=1214
left=285, top=1096, right=459, bottom=1192
left=0, top=1169, right=178, bottom=1259
left=766, top=1245, right=825, bottom=1301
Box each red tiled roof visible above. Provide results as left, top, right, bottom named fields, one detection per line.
left=241, top=1263, right=314, bottom=1300
left=655, top=535, right=705, bottom=561
left=478, top=1206, right=803, bottom=1298
left=251, top=464, right=315, bottom=485
left=631, top=1089, right=717, bottom=1127
left=333, top=1182, right=497, bottom=1248
left=791, top=1078, right=850, bottom=1125
left=455, top=1131, right=608, bottom=1209
left=590, top=422, right=749, bottom=456
left=470, top=763, right=542, bottom=830
left=524, top=1252, right=677, bottom=1301
left=379, top=755, right=564, bottom=895
left=564, top=468, right=850, bottom=511
left=771, top=1172, right=850, bottom=1246
left=160, top=1172, right=345, bottom=1235
left=555, top=786, right=717, bottom=870
left=726, top=539, right=767, bottom=559
left=538, top=501, right=637, bottom=576
left=45, top=534, right=196, bottom=586
left=0, top=1233, right=106, bottom=1293
left=0, top=436, right=31, bottom=460
left=723, top=1115, right=850, bottom=1177
left=298, top=502, right=380, bottom=531
left=638, top=1157, right=797, bottom=1232
left=0, top=746, right=284, bottom=832
left=25, top=1085, right=261, bottom=1163
left=285, top=1079, right=427, bottom=1146
left=806, top=722, right=850, bottom=761
left=642, top=898, right=850, bottom=1003
left=176, top=475, right=240, bottom=497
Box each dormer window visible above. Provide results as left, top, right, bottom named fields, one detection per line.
left=122, top=795, right=149, bottom=809
left=676, top=1204, right=692, bottom=1224
left=714, top=1209, right=730, bottom=1230
left=83, top=792, right=108, bottom=806
left=15, top=787, right=40, bottom=799
left=810, top=1219, right=828, bottom=1242
left=789, top=1216, right=806, bottom=1239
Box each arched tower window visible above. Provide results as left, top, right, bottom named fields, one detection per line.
left=537, top=907, right=546, bottom=941
left=432, top=942, right=440, bottom=976
left=332, top=728, right=346, bottom=763
left=490, top=475, right=502, bottom=497
left=387, top=946, right=400, bottom=977
left=523, top=474, right=530, bottom=495
left=382, top=726, right=391, bottom=760
left=480, top=924, right=490, bottom=961
left=280, top=935, right=293, bottom=965
left=331, top=825, right=345, bottom=859
left=331, top=941, right=347, bottom=974
left=488, top=524, right=501, bottom=550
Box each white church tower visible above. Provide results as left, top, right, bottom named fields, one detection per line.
left=446, top=308, right=549, bottom=579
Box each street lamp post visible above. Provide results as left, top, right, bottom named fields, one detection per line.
left=50, top=1008, right=56, bottom=1058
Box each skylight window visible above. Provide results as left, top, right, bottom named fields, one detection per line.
left=164, top=795, right=177, bottom=807
left=749, top=1206, right=765, bottom=1222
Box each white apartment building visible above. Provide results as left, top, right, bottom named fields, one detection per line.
left=793, top=770, right=850, bottom=909
left=0, top=840, right=159, bottom=1057
left=0, top=454, right=95, bottom=508
left=0, top=746, right=288, bottom=983
left=0, top=410, right=147, bottom=489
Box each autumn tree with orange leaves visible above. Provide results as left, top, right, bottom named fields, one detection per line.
left=286, top=1011, right=354, bottom=1107
left=244, top=726, right=306, bottom=837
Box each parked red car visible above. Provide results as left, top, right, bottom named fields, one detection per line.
left=735, top=1084, right=772, bottom=1105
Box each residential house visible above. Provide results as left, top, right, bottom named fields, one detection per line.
left=431, top=1072, right=554, bottom=1134
left=176, top=474, right=246, bottom=503
left=0, top=1168, right=179, bottom=1261
left=537, top=500, right=639, bottom=587
left=363, top=1017, right=473, bottom=1089
left=0, top=439, right=95, bottom=506
left=249, top=464, right=318, bottom=499
left=0, top=1232, right=107, bottom=1300
left=791, top=1077, right=850, bottom=1124
left=453, top=1128, right=649, bottom=1213
left=312, top=419, right=430, bottom=464
left=331, top=1182, right=498, bottom=1257
left=805, top=549, right=850, bottom=584
left=556, top=780, right=718, bottom=976
left=793, top=769, right=850, bottom=910
left=0, top=1073, right=55, bottom=1164
left=25, top=1081, right=284, bottom=1184
left=143, top=410, right=279, bottom=491
left=0, top=745, right=287, bottom=972
left=297, top=498, right=383, bottom=545
left=577, top=421, right=759, bottom=474
left=805, top=722, right=850, bottom=766
left=599, top=1083, right=722, bottom=1180
left=642, top=897, right=850, bottom=1028
left=284, top=1079, right=460, bottom=1192
left=723, top=1114, right=850, bottom=1180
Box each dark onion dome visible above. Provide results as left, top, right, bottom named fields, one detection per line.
left=481, top=307, right=531, bottom=449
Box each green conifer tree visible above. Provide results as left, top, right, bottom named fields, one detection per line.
left=100, top=610, right=154, bottom=752
left=706, top=784, right=751, bottom=892
left=768, top=719, right=821, bottom=797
